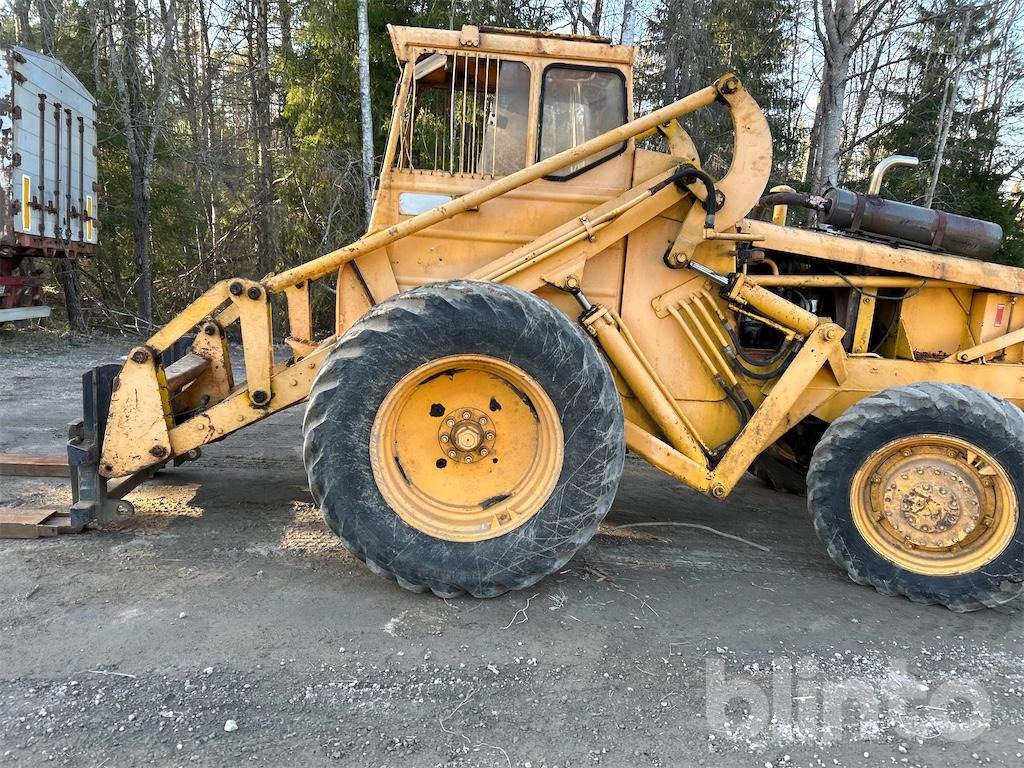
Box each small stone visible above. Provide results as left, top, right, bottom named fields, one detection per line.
left=224, top=720, right=238, bottom=733
left=178, top=612, right=187, bottom=619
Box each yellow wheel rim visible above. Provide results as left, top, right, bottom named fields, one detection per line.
left=850, top=434, right=1018, bottom=576
left=370, top=354, right=563, bottom=542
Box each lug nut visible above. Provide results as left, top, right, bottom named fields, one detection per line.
left=464, top=456, right=473, bottom=463
left=448, top=451, right=457, bottom=459
left=479, top=448, right=488, bottom=456
left=462, top=411, right=471, bottom=419
left=440, top=434, right=450, bottom=443
left=479, top=416, right=487, bottom=425
left=446, top=419, right=455, bottom=427
left=485, top=432, right=495, bottom=440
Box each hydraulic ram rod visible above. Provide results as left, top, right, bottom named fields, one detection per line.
left=264, top=82, right=724, bottom=292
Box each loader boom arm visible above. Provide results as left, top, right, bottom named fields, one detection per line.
left=95, top=73, right=774, bottom=487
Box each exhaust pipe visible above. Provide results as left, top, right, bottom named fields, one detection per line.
left=867, top=155, right=919, bottom=195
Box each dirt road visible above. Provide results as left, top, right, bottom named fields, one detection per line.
left=1, top=332, right=1022, bottom=767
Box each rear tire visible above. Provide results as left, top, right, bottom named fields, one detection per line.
left=303, top=280, right=625, bottom=598
left=807, top=382, right=1024, bottom=611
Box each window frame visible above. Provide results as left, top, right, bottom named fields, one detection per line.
left=395, top=50, right=536, bottom=177
left=535, top=63, right=629, bottom=182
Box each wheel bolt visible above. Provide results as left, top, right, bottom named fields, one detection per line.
left=485, top=432, right=495, bottom=440
left=462, top=411, right=471, bottom=419
left=448, top=451, right=457, bottom=459
left=479, top=448, right=488, bottom=456
left=440, top=434, right=450, bottom=443
left=464, top=456, right=473, bottom=463
left=479, top=417, right=487, bottom=425
left=446, top=419, right=455, bottom=427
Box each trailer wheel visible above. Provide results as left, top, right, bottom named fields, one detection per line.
left=807, top=382, right=1024, bottom=611
left=303, top=280, right=625, bottom=598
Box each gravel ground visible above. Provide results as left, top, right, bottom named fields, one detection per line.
left=0, top=330, right=1022, bottom=768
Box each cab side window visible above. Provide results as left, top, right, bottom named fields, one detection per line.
left=538, top=66, right=627, bottom=180
left=397, top=53, right=531, bottom=177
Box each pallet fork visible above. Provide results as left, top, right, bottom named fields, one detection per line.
left=1, top=339, right=199, bottom=537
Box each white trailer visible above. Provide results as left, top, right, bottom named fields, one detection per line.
left=0, top=46, right=98, bottom=321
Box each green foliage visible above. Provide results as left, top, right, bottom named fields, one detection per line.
left=637, top=0, right=803, bottom=183
left=9, top=0, right=1023, bottom=328
left=859, top=3, right=1024, bottom=265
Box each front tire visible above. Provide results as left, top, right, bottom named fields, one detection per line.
left=303, top=280, right=625, bottom=598
left=807, top=382, right=1024, bottom=611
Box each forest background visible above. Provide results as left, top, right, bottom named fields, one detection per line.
left=3, top=0, right=1022, bottom=331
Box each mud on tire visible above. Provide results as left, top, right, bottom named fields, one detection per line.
left=807, top=382, right=1024, bottom=611
left=302, top=280, right=625, bottom=598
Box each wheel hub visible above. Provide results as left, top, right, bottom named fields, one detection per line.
left=851, top=434, right=1017, bottom=575
left=370, top=355, right=563, bottom=542
left=879, top=453, right=982, bottom=548
left=438, top=407, right=495, bottom=463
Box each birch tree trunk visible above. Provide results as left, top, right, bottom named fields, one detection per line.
left=356, top=0, right=374, bottom=227
left=805, top=0, right=894, bottom=192
left=620, top=0, right=635, bottom=45
left=924, top=11, right=970, bottom=208
left=806, top=0, right=853, bottom=192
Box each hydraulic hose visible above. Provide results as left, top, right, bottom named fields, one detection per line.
left=677, top=165, right=719, bottom=228
left=724, top=344, right=799, bottom=381
left=651, top=164, right=720, bottom=228
left=722, top=320, right=794, bottom=368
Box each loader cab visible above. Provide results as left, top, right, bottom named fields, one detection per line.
left=380, top=25, right=634, bottom=184
left=348, top=25, right=637, bottom=316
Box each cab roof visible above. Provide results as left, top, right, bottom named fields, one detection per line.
left=388, top=24, right=637, bottom=67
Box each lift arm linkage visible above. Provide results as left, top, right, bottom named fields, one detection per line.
left=94, top=75, right=763, bottom=483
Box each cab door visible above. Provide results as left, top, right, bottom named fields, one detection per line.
left=365, top=49, right=633, bottom=317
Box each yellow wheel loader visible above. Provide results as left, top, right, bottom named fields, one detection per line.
left=18, top=25, right=1024, bottom=610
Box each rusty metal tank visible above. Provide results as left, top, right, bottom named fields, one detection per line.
left=822, top=187, right=1002, bottom=260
